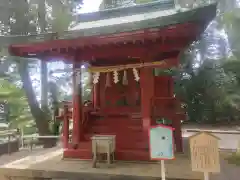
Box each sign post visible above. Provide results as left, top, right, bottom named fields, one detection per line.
left=160, top=159, right=166, bottom=180
left=189, top=132, right=221, bottom=180
left=149, top=124, right=175, bottom=180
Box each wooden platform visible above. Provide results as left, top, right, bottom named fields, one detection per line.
left=0, top=148, right=204, bottom=180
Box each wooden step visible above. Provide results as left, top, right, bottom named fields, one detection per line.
left=85, top=132, right=148, bottom=141
left=115, top=149, right=150, bottom=161
left=130, top=112, right=142, bottom=119
left=63, top=148, right=150, bottom=161
left=84, top=134, right=148, bottom=150
left=88, top=125, right=143, bottom=133
left=90, top=118, right=142, bottom=126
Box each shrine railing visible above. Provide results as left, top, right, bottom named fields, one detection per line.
left=56, top=101, right=93, bottom=148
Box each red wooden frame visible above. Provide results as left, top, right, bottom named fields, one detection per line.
left=148, top=124, right=175, bottom=160
left=9, top=22, right=200, bottom=60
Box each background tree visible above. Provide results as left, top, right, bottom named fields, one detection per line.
left=0, top=0, right=84, bottom=146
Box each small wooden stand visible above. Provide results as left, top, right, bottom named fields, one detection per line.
left=91, top=135, right=116, bottom=168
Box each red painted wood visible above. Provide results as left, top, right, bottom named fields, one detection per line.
left=93, top=83, right=100, bottom=109
left=154, top=76, right=173, bottom=97
left=89, top=118, right=142, bottom=126
left=99, top=73, right=106, bottom=109
left=152, top=75, right=185, bottom=153
left=172, top=118, right=183, bottom=153
left=63, top=148, right=150, bottom=161
left=103, top=70, right=141, bottom=108
left=63, top=111, right=150, bottom=161
left=53, top=31, right=185, bottom=160
left=140, top=67, right=154, bottom=132
left=77, top=43, right=182, bottom=60
left=9, top=22, right=200, bottom=56
left=15, top=43, right=184, bottom=61
left=88, top=125, right=143, bottom=134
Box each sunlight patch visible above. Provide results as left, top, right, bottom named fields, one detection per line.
left=1, top=149, right=63, bottom=169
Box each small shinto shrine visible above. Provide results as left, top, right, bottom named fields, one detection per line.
left=8, top=1, right=217, bottom=161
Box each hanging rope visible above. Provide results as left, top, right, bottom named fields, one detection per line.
left=88, top=60, right=167, bottom=73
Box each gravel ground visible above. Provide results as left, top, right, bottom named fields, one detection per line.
left=0, top=146, right=61, bottom=166
left=0, top=143, right=239, bottom=180
left=210, top=155, right=240, bottom=180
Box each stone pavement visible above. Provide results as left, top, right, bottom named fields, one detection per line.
left=0, top=149, right=203, bottom=180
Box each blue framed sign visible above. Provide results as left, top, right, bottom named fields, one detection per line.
left=149, top=124, right=175, bottom=160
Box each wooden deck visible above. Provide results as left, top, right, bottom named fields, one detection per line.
left=0, top=148, right=204, bottom=180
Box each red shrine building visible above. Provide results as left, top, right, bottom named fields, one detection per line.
left=8, top=1, right=216, bottom=161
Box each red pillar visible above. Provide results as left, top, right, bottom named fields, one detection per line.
left=99, top=73, right=106, bottom=108
left=140, top=67, right=154, bottom=132
left=72, top=61, right=84, bottom=147
left=93, top=83, right=100, bottom=109
left=172, top=117, right=183, bottom=153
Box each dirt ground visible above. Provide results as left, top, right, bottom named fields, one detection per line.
left=0, top=146, right=61, bottom=166
left=210, top=153, right=240, bottom=180
left=0, top=139, right=239, bottom=180
left=0, top=149, right=239, bottom=180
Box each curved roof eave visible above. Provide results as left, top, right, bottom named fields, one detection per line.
left=6, top=3, right=217, bottom=57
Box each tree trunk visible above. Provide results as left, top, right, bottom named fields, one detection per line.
left=17, top=60, right=56, bottom=148
left=40, top=60, right=48, bottom=111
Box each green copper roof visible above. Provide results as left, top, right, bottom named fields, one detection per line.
left=76, top=0, right=175, bottom=23
left=3, top=3, right=217, bottom=50
left=70, top=3, right=217, bottom=36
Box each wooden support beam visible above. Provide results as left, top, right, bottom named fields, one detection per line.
left=16, top=41, right=185, bottom=63
left=78, top=43, right=184, bottom=60
left=140, top=55, right=155, bottom=133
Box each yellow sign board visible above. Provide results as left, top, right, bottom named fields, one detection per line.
left=189, top=132, right=220, bottom=173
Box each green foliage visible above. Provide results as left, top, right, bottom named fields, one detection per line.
left=0, top=0, right=84, bottom=135
left=226, top=153, right=240, bottom=166
left=0, top=79, right=33, bottom=128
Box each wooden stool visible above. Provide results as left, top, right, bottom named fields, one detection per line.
left=91, top=135, right=115, bottom=168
